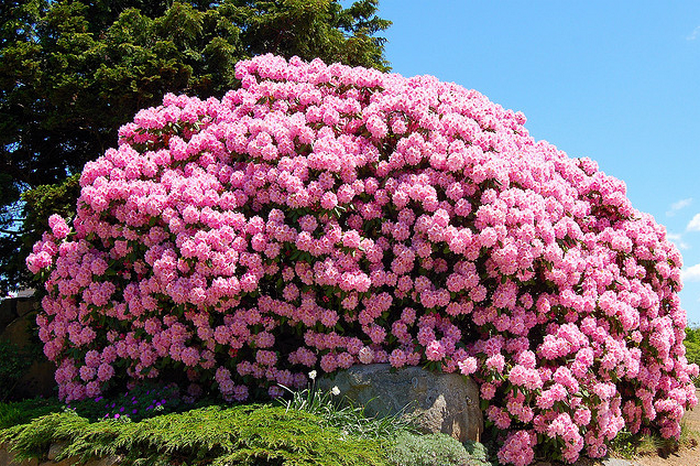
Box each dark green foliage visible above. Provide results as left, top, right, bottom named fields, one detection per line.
left=66, top=383, right=191, bottom=422
left=608, top=428, right=639, bottom=459
left=21, top=174, right=81, bottom=239
left=0, top=397, right=64, bottom=430
left=1, top=404, right=393, bottom=466
left=388, top=432, right=493, bottom=466
left=0, top=339, right=36, bottom=400
left=0, top=0, right=390, bottom=293
left=684, top=325, right=700, bottom=374
left=7, top=174, right=82, bottom=293
left=237, top=0, right=390, bottom=71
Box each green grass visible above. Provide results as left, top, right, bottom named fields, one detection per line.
left=609, top=421, right=700, bottom=459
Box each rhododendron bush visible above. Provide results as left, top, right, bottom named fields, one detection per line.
left=28, top=54, right=697, bottom=465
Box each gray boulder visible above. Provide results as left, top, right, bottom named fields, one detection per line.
left=318, top=364, right=483, bottom=442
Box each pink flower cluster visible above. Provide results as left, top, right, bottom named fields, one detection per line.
left=27, top=54, right=697, bottom=465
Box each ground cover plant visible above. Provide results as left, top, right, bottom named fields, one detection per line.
left=1, top=384, right=489, bottom=466
left=0, top=404, right=393, bottom=466
left=390, top=432, right=492, bottom=466
left=27, top=54, right=698, bottom=465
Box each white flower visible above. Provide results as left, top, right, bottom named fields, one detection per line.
left=308, top=370, right=317, bottom=380
left=331, top=386, right=340, bottom=396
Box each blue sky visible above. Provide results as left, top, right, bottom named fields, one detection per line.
left=376, top=1, right=700, bottom=323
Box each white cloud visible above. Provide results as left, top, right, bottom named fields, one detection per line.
left=667, top=233, right=690, bottom=250
left=682, top=264, right=700, bottom=282
left=688, top=26, right=700, bottom=40
left=687, top=213, right=700, bottom=232
left=667, top=197, right=693, bottom=216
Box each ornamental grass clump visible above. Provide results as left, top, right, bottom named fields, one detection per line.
left=27, top=54, right=698, bottom=465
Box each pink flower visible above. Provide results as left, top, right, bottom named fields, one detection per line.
left=487, top=405, right=512, bottom=429
left=181, top=347, right=200, bottom=367
left=29, top=54, right=696, bottom=465
left=96, top=363, right=114, bottom=381
left=425, top=340, right=446, bottom=361
left=574, top=407, right=592, bottom=426
left=509, top=365, right=543, bottom=390
left=389, top=349, right=407, bottom=368
left=458, top=356, right=478, bottom=375
left=320, top=192, right=338, bottom=210
left=320, top=353, right=337, bottom=372
left=358, top=346, right=374, bottom=364
left=486, top=354, right=506, bottom=373
left=537, top=384, right=568, bottom=409
left=48, top=215, right=70, bottom=239
left=233, top=385, right=248, bottom=401
left=79, top=366, right=95, bottom=381
left=481, top=383, right=496, bottom=400
left=498, top=430, right=535, bottom=466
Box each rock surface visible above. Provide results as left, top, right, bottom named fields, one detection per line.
left=0, top=442, right=38, bottom=466
left=600, top=459, right=641, bottom=466
left=0, top=295, right=37, bottom=331
left=318, top=363, right=483, bottom=442
left=0, top=443, right=120, bottom=466
left=1, top=317, right=31, bottom=347
left=15, top=299, right=37, bottom=318
left=0, top=300, right=15, bottom=330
